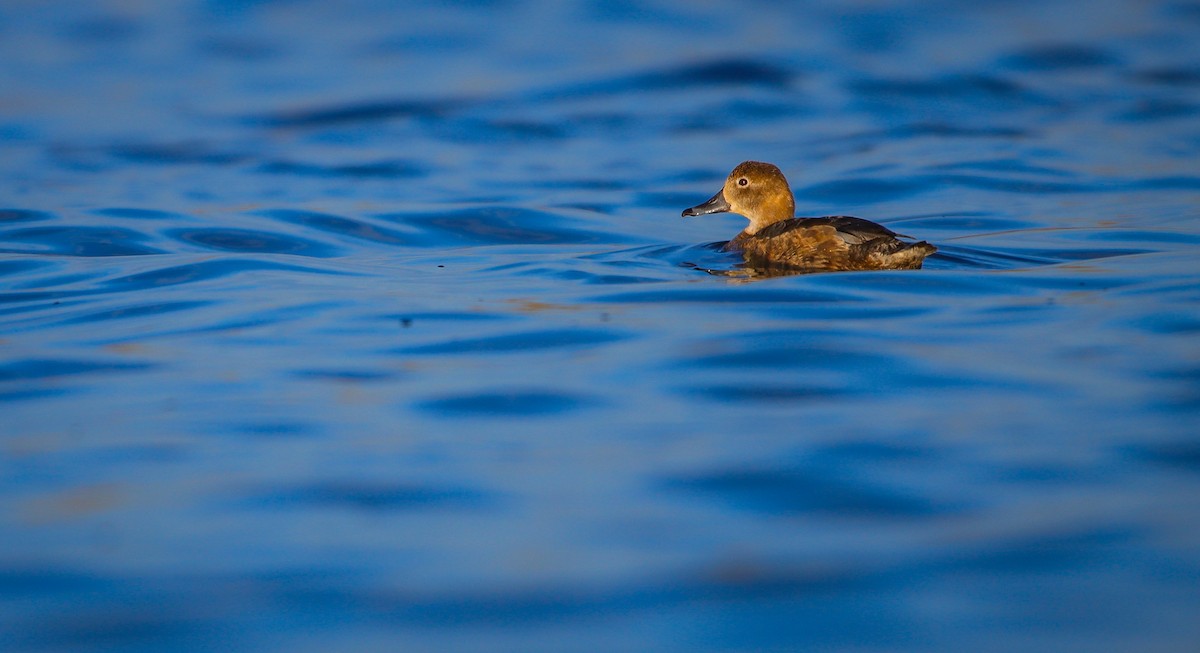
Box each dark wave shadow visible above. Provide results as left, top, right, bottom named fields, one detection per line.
left=0, top=209, right=54, bottom=223
left=1114, top=99, right=1199, bottom=122
left=931, top=244, right=1060, bottom=269
left=291, top=369, right=400, bottom=383
left=197, top=36, right=281, bottom=62
left=105, top=259, right=352, bottom=291
left=107, top=141, right=248, bottom=165
left=229, top=422, right=315, bottom=438
left=0, top=358, right=153, bottom=387
left=798, top=173, right=1101, bottom=205
left=997, top=44, right=1120, bottom=71
left=378, top=207, right=629, bottom=246
left=0, top=558, right=885, bottom=644
left=248, top=481, right=494, bottom=511
left=592, top=287, right=859, bottom=304
left=531, top=58, right=795, bottom=101
left=93, top=208, right=188, bottom=220
left=251, top=97, right=472, bottom=129
left=888, top=213, right=1038, bottom=232
left=260, top=209, right=419, bottom=246
left=0, top=226, right=164, bottom=257
left=0, top=260, right=350, bottom=313
left=682, top=339, right=890, bottom=371
left=52, top=300, right=211, bottom=326
left=256, top=159, right=425, bottom=179
left=850, top=73, right=1053, bottom=114
left=166, top=228, right=340, bottom=257
left=1126, top=441, right=1200, bottom=473
left=416, top=389, right=594, bottom=417
left=661, top=464, right=957, bottom=518
left=928, top=159, right=1074, bottom=178
left=373, top=311, right=510, bottom=325
left=680, top=384, right=851, bottom=404
left=0, top=259, right=54, bottom=279
left=807, top=124, right=1030, bottom=148
left=397, top=328, right=626, bottom=355
left=437, top=118, right=569, bottom=144
left=982, top=246, right=1152, bottom=264
left=246, top=57, right=793, bottom=131
left=1132, top=66, right=1200, bottom=86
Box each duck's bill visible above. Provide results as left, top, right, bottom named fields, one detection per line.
left=682, top=190, right=730, bottom=217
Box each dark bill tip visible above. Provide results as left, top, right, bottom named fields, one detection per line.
left=682, top=189, right=731, bottom=217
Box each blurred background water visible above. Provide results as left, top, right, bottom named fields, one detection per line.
left=2, top=0, right=1199, bottom=651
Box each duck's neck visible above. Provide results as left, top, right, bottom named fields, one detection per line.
left=743, top=193, right=795, bottom=235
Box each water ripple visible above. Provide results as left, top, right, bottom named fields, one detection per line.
left=0, top=209, right=53, bottom=223
left=537, top=58, right=795, bottom=100
left=797, top=178, right=925, bottom=204
left=441, top=118, right=568, bottom=144
left=0, top=259, right=52, bottom=279
left=262, top=209, right=418, bottom=246
left=3, top=3, right=1199, bottom=651
left=105, top=259, right=350, bottom=290
left=92, top=208, right=188, bottom=220
left=681, top=384, right=851, bottom=404
left=250, top=481, right=493, bottom=511
left=944, top=174, right=1101, bottom=194
left=1128, top=442, right=1200, bottom=473
left=248, top=58, right=792, bottom=132
left=256, top=159, right=425, bottom=179
left=0, top=358, right=153, bottom=387
left=0, top=226, right=164, bottom=257
left=998, top=44, right=1120, bottom=71
left=662, top=465, right=955, bottom=518
left=892, top=214, right=1038, bottom=231
left=292, top=369, right=400, bottom=383
left=1132, top=66, right=1200, bottom=86
left=108, top=141, right=248, bottom=166
left=380, top=207, right=627, bottom=246
left=53, top=300, right=211, bottom=326
left=683, top=341, right=888, bottom=371
left=1115, top=99, right=1199, bottom=122
left=398, top=328, right=626, bottom=355
left=851, top=74, right=1050, bottom=113
left=253, top=97, right=470, bottom=129
left=416, top=389, right=593, bottom=417
left=593, top=287, right=860, bottom=305
left=166, top=228, right=340, bottom=257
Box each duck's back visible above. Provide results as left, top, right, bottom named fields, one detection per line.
left=729, top=215, right=936, bottom=271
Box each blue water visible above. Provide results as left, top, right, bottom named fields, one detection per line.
left=3, top=1, right=1200, bottom=651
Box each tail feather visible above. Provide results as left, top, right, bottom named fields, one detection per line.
left=886, top=241, right=937, bottom=269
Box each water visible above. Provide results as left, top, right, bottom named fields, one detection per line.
left=2, top=1, right=1199, bottom=651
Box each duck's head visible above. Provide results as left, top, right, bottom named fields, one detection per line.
left=681, top=161, right=796, bottom=234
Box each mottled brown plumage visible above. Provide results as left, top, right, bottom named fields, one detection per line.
left=682, top=161, right=936, bottom=272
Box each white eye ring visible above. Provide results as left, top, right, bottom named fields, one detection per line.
left=737, top=178, right=748, bottom=186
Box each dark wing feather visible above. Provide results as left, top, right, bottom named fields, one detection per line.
left=755, top=216, right=907, bottom=245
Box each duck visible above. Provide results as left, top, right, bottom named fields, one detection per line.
left=682, top=161, right=936, bottom=272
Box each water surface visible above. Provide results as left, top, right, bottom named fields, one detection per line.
left=2, top=1, right=1200, bottom=651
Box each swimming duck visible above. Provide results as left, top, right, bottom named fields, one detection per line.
left=682, top=161, right=936, bottom=272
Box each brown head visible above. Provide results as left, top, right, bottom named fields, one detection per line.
left=681, top=161, right=796, bottom=234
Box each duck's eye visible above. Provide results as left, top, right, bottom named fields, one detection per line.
left=737, top=177, right=748, bottom=187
